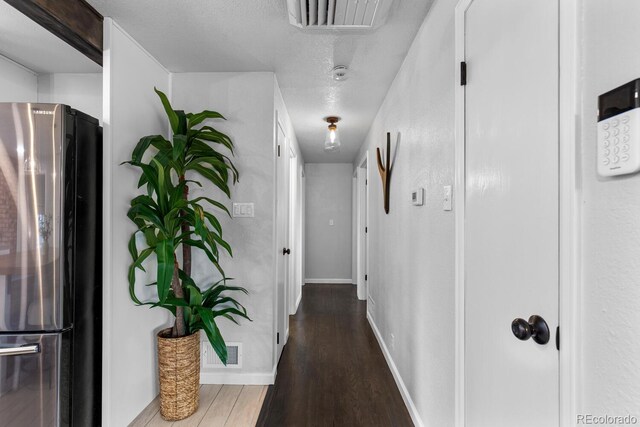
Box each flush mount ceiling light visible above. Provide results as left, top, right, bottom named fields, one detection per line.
left=286, top=0, right=395, bottom=31
left=332, top=65, right=348, bottom=81
left=324, top=116, right=341, bottom=152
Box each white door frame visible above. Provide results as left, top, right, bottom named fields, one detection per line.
left=356, top=151, right=369, bottom=301
left=453, top=0, right=580, bottom=425
left=288, top=145, right=299, bottom=315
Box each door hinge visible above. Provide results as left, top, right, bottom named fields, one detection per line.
left=365, top=274, right=368, bottom=281
left=556, top=326, right=560, bottom=351
left=365, top=227, right=368, bottom=233
left=277, top=145, right=281, bottom=157
left=460, top=61, right=467, bottom=86
left=366, top=179, right=368, bottom=185
left=277, top=332, right=280, bottom=345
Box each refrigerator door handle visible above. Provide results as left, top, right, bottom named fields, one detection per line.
left=0, top=344, right=41, bottom=357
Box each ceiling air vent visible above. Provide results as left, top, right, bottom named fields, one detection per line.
left=286, top=0, right=395, bottom=30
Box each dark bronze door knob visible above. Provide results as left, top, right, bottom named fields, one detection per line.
left=283, top=248, right=291, bottom=255
left=511, top=315, right=550, bottom=345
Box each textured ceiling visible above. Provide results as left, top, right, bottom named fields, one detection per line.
left=87, top=0, right=433, bottom=163
left=0, top=2, right=101, bottom=74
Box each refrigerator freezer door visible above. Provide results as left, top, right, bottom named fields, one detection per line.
left=0, top=332, right=69, bottom=427
left=0, top=103, right=68, bottom=332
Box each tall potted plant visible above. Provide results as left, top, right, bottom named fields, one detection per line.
left=125, top=89, right=249, bottom=421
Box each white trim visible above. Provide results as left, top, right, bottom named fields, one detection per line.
left=271, top=110, right=279, bottom=373
left=200, top=367, right=276, bottom=385
left=304, top=278, right=353, bottom=284
left=453, top=1, right=470, bottom=426
left=558, top=0, right=580, bottom=425
left=367, top=313, right=424, bottom=427
left=101, top=19, right=114, bottom=427
left=272, top=113, right=283, bottom=368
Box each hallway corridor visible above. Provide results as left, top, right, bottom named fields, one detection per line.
left=257, top=284, right=413, bottom=427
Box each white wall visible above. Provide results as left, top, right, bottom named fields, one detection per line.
left=579, top=0, right=640, bottom=416
left=355, top=0, right=457, bottom=424
left=171, top=72, right=279, bottom=383
left=304, top=163, right=353, bottom=283
left=102, top=19, right=171, bottom=427
left=37, top=73, right=102, bottom=122
left=0, top=55, right=37, bottom=102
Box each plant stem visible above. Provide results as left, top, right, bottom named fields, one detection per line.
left=171, top=259, right=186, bottom=337
left=173, top=174, right=190, bottom=338
left=180, top=176, right=192, bottom=277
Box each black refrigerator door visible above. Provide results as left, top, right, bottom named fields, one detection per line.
left=66, top=108, right=102, bottom=427
left=0, top=331, right=71, bottom=427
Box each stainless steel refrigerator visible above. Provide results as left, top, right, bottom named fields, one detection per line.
left=0, top=103, right=102, bottom=426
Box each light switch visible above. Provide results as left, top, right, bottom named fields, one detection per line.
left=412, top=188, right=424, bottom=206
left=329, top=219, right=334, bottom=226
left=232, top=203, right=255, bottom=218
left=443, top=186, right=452, bottom=211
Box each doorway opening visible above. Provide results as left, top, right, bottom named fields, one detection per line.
left=356, top=152, right=369, bottom=301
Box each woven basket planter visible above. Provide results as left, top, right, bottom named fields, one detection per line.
left=157, top=329, right=200, bottom=421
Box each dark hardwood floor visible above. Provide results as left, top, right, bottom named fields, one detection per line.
left=257, top=284, right=413, bottom=427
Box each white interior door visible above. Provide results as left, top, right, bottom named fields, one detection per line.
left=463, top=0, right=559, bottom=426
left=275, top=122, right=289, bottom=360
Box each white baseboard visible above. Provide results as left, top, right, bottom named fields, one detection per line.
left=200, top=366, right=276, bottom=385
left=367, top=313, right=424, bottom=427
left=294, top=290, right=302, bottom=313
left=304, top=278, right=353, bottom=284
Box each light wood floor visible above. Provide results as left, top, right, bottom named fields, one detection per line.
left=129, top=385, right=267, bottom=427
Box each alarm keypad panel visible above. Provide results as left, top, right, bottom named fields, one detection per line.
left=597, top=78, right=640, bottom=177
left=597, top=109, right=640, bottom=176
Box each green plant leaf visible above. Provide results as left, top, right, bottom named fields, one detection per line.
left=155, top=87, right=179, bottom=134
left=194, top=126, right=235, bottom=153
left=172, top=134, right=188, bottom=163
left=128, top=247, right=154, bottom=305
left=187, top=110, right=226, bottom=128
left=213, top=307, right=251, bottom=322
left=192, top=197, right=231, bottom=218
left=176, top=110, right=188, bottom=135
left=131, top=135, right=168, bottom=163
left=155, top=239, right=175, bottom=303
left=197, top=308, right=228, bottom=365
left=211, top=233, right=233, bottom=257
left=187, top=164, right=230, bottom=197
left=128, top=233, right=139, bottom=260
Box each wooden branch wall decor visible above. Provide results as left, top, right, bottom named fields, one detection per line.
left=376, top=132, right=394, bottom=214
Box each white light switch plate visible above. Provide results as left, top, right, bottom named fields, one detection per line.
left=232, top=203, right=254, bottom=218
left=443, top=186, right=452, bottom=211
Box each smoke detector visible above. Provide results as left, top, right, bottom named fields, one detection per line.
left=332, top=66, right=348, bottom=81
left=286, top=0, right=395, bottom=31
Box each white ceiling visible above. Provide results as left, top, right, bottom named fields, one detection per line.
left=87, top=0, right=434, bottom=163
left=0, top=1, right=102, bottom=74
